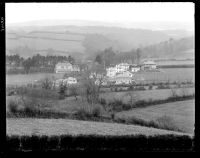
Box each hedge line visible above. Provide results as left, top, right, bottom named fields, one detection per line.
left=6, top=134, right=194, bottom=152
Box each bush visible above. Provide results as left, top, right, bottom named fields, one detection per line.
left=152, top=116, right=182, bottom=132
left=115, top=115, right=184, bottom=133
left=8, top=100, right=18, bottom=114
left=149, top=85, right=153, bottom=90
left=16, top=86, right=59, bottom=100
left=58, top=83, right=67, bottom=99
left=75, top=104, right=105, bottom=120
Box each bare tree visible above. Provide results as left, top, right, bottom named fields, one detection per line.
left=123, top=91, right=139, bottom=105
left=70, top=85, right=78, bottom=101
left=80, top=67, right=106, bottom=105
left=170, top=88, right=178, bottom=98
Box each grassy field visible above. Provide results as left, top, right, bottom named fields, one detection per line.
left=100, top=87, right=195, bottom=104
left=6, top=73, right=64, bottom=86
left=6, top=68, right=195, bottom=86
left=6, top=118, right=188, bottom=136
left=115, top=100, right=195, bottom=134
left=134, top=68, right=194, bottom=83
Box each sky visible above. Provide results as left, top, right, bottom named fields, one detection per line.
left=6, top=2, right=194, bottom=30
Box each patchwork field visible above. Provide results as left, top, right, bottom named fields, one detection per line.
left=115, top=100, right=195, bottom=134
left=6, top=118, right=188, bottom=136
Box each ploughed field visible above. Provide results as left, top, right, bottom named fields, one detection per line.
left=6, top=118, right=188, bottom=136
left=116, top=100, right=195, bottom=134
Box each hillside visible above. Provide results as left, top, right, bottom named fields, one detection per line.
left=141, top=36, right=194, bottom=59
left=6, top=24, right=194, bottom=60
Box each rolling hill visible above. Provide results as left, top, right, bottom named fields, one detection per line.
left=6, top=21, right=194, bottom=60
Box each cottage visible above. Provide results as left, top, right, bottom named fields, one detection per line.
left=141, top=60, right=157, bottom=70
left=115, top=71, right=134, bottom=78
left=106, top=67, right=117, bottom=78
left=115, top=63, right=130, bottom=72
left=114, top=77, right=133, bottom=85
left=55, top=62, right=80, bottom=73
left=65, top=77, right=77, bottom=85
left=130, top=64, right=140, bottom=72
left=53, top=77, right=77, bottom=87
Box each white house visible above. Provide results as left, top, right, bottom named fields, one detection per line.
left=55, top=62, right=80, bottom=73
left=141, top=60, right=157, bottom=70
left=115, top=71, right=134, bottom=78
left=114, top=77, right=133, bottom=85
left=130, top=64, right=140, bottom=72
left=65, top=77, right=77, bottom=85
left=53, top=77, right=77, bottom=87
left=106, top=67, right=117, bottom=78
left=115, top=63, right=130, bottom=72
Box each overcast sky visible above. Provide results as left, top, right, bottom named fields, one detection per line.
left=6, top=2, right=194, bottom=30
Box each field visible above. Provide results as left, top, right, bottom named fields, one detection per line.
left=6, top=118, right=187, bottom=136
left=155, top=60, right=194, bottom=66
left=6, top=68, right=195, bottom=86
left=115, top=100, right=195, bottom=134
left=6, top=73, right=64, bottom=86
left=134, top=68, right=195, bottom=83
left=100, top=87, right=195, bottom=103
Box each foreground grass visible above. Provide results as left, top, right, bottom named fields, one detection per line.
left=6, top=118, right=188, bottom=137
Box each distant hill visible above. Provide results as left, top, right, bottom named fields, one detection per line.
left=141, top=36, right=194, bottom=59
left=6, top=23, right=194, bottom=60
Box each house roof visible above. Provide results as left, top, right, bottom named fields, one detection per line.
left=108, top=76, right=133, bottom=81
left=56, top=62, right=72, bottom=67
left=143, top=61, right=156, bottom=65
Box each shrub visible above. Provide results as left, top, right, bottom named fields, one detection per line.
left=149, top=85, right=153, bottom=90
left=8, top=100, right=18, bottom=114
left=92, top=105, right=102, bottom=117
left=58, top=83, right=67, bottom=99
left=16, top=86, right=59, bottom=100
left=152, top=115, right=182, bottom=132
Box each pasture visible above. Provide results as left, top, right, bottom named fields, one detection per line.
left=6, top=118, right=187, bottom=136
left=100, top=87, right=195, bottom=104
left=134, top=68, right=195, bottom=84
left=6, top=73, right=63, bottom=86
left=115, top=100, right=195, bottom=134
left=6, top=68, right=195, bottom=86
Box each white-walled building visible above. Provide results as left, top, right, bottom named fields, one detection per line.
left=130, top=64, right=141, bottom=72
left=106, top=67, right=117, bottom=77
left=54, top=77, right=77, bottom=87
left=141, top=60, right=157, bottom=70
left=55, top=62, right=80, bottom=73
left=115, top=71, right=133, bottom=78
left=115, top=63, right=130, bottom=72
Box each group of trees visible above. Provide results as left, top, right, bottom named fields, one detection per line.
left=94, top=47, right=143, bottom=67
left=6, top=54, right=76, bottom=74
left=140, top=37, right=194, bottom=58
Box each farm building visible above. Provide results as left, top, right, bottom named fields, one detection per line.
left=115, top=63, right=130, bottom=72
left=115, top=71, right=134, bottom=78
left=55, top=62, right=80, bottom=73
left=106, top=67, right=117, bottom=77
left=129, top=64, right=141, bottom=72
left=108, top=76, right=134, bottom=85
left=53, top=77, right=77, bottom=87
left=141, top=60, right=157, bottom=70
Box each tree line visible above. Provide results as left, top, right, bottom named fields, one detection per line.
left=6, top=54, right=75, bottom=74
left=94, top=47, right=142, bottom=67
